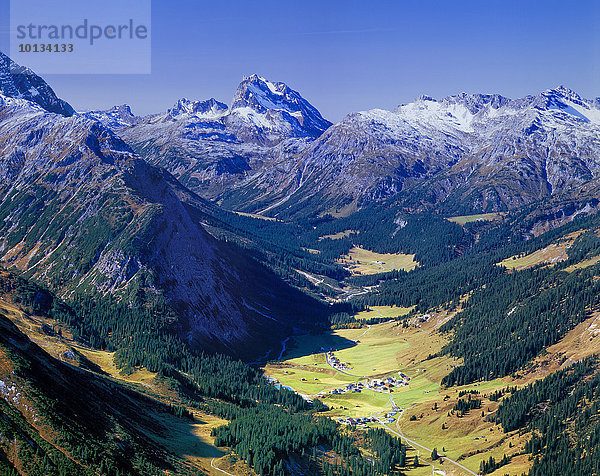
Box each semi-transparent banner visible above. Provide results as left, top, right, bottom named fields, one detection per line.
left=10, top=0, right=151, bottom=74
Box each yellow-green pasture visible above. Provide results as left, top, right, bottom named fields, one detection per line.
left=499, top=230, right=583, bottom=271
left=338, top=247, right=419, bottom=275
left=565, top=254, right=600, bottom=272
left=446, top=212, right=503, bottom=225
left=355, top=305, right=415, bottom=320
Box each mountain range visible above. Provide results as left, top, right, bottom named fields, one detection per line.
left=85, top=75, right=600, bottom=220
left=3, top=48, right=600, bottom=353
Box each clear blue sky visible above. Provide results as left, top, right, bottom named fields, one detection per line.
left=1, top=0, right=599, bottom=122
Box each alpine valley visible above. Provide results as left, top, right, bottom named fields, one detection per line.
left=2, top=49, right=600, bottom=476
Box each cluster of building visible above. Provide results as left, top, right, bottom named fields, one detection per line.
left=398, top=371, right=411, bottom=383
left=328, top=372, right=411, bottom=396
left=325, top=349, right=351, bottom=371
left=330, top=381, right=364, bottom=395
left=338, top=416, right=379, bottom=427
left=337, top=406, right=400, bottom=427
left=367, top=376, right=404, bottom=391
left=365, top=374, right=412, bottom=391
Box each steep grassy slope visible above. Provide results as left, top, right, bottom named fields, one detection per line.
left=0, top=311, right=205, bottom=476
left=0, top=282, right=263, bottom=476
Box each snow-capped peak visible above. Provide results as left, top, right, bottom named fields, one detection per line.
left=0, top=91, right=46, bottom=113
left=228, top=74, right=332, bottom=144
left=232, top=74, right=302, bottom=113
left=535, top=86, right=600, bottom=124
left=242, top=74, right=284, bottom=96
left=168, top=97, right=228, bottom=119
left=545, top=85, right=584, bottom=101
left=98, top=104, right=135, bottom=119
left=415, top=94, right=437, bottom=103
left=79, top=103, right=139, bottom=130
left=114, top=104, right=133, bottom=115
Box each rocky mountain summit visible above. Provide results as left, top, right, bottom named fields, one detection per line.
left=83, top=74, right=331, bottom=199
left=227, top=74, right=332, bottom=144
left=0, top=50, right=74, bottom=116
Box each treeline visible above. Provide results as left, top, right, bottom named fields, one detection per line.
left=564, top=229, right=600, bottom=265
left=351, top=210, right=600, bottom=388
left=472, top=202, right=600, bottom=255
left=358, top=210, right=600, bottom=312
left=202, top=204, right=479, bottom=285
left=496, top=357, right=600, bottom=475
left=440, top=264, right=600, bottom=386
left=65, top=295, right=312, bottom=412
left=0, top=312, right=198, bottom=476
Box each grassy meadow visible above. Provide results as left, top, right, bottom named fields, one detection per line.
left=338, top=247, right=419, bottom=275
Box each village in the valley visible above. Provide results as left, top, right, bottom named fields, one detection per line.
left=326, top=373, right=410, bottom=427
left=266, top=346, right=414, bottom=428
left=319, top=348, right=412, bottom=427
